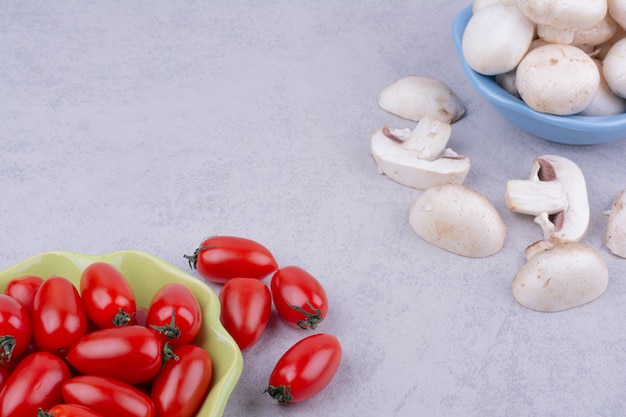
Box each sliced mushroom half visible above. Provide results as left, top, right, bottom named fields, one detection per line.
left=512, top=241, right=609, bottom=312
left=504, top=155, right=589, bottom=244
left=370, top=126, right=471, bottom=191
left=605, top=188, right=626, bottom=258
left=377, top=76, right=465, bottom=123
left=409, top=184, right=506, bottom=257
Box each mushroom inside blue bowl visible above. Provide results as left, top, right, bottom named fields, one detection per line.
left=451, top=5, right=626, bottom=145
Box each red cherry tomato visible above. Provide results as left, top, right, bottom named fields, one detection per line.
left=66, top=325, right=172, bottom=385
left=265, top=333, right=342, bottom=404
left=184, top=235, right=278, bottom=283
left=0, top=366, right=9, bottom=392
left=147, top=283, right=201, bottom=347
left=0, top=351, right=71, bottom=416
left=0, top=294, right=31, bottom=365
left=270, top=266, right=328, bottom=329
left=151, top=344, right=213, bottom=417
left=62, top=375, right=155, bottom=417
left=80, top=262, right=137, bottom=328
left=219, top=278, right=271, bottom=350
left=4, top=275, right=43, bottom=316
left=32, top=276, right=88, bottom=356
left=40, top=404, right=105, bottom=417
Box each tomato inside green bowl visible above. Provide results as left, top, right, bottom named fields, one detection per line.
left=0, top=250, right=243, bottom=417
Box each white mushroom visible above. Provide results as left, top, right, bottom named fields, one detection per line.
left=472, top=0, right=516, bottom=13
left=609, top=0, right=626, bottom=31
left=572, top=13, right=619, bottom=49
left=512, top=241, right=609, bottom=312
left=377, top=76, right=465, bottom=123
left=461, top=4, right=535, bottom=75
left=605, top=189, right=626, bottom=258
left=370, top=127, right=471, bottom=190
left=504, top=155, right=590, bottom=244
left=580, top=59, right=626, bottom=116
left=516, top=0, right=608, bottom=44
left=603, top=37, right=626, bottom=98
left=495, top=70, right=519, bottom=98
left=409, top=184, right=506, bottom=258
left=516, top=44, right=600, bottom=115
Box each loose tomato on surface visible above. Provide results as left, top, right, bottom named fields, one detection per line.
left=66, top=325, right=173, bottom=385
left=3, top=275, right=43, bottom=316
left=62, top=375, right=155, bottom=417
left=0, top=294, right=31, bottom=365
left=265, top=333, right=342, bottom=404
left=219, top=278, right=271, bottom=350
left=0, top=351, right=71, bottom=417
left=147, top=282, right=201, bottom=347
left=270, top=266, right=328, bottom=330
left=151, top=344, right=213, bottom=417
left=32, top=276, right=88, bottom=356
left=80, top=262, right=137, bottom=328
left=184, top=235, right=278, bottom=283
left=39, top=404, right=105, bottom=417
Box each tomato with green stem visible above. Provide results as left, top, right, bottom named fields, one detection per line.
left=66, top=325, right=176, bottom=385
left=0, top=351, right=71, bottom=416
left=270, top=266, right=328, bottom=330
left=0, top=294, right=31, bottom=365
left=151, top=344, right=213, bottom=417
left=265, top=333, right=342, bottom=403
left=184, top=235, right=278, bottom=283
left=219, top=278, right=271, bottom=350
left=147, top=282, right=201, bottom=347
left=32, top=276, right=88, bottom=357
left=80, top=262, right=136, bottom=328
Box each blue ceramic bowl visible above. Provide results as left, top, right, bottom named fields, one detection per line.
left=451, top=5, right=626, bottom=145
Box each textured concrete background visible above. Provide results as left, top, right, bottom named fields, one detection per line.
left=2, top=1, right=626, bottom=416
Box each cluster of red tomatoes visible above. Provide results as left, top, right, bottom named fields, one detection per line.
left=0, top=262, right=211, bottom=417
left=184, top=235, right=342, bottom=404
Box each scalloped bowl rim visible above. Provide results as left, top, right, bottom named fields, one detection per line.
left=451, top=5, right=626, bottom=144
left=0, top=249, right=243, bottom=417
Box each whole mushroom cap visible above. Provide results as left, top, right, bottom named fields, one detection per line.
left=609, top=0, right=626, bottom=31
left=516, top=44, right=600, bottom=115
left=516, top=0, right=607, bottom=31
left=603, top=37, right=626, bottom=98
left=572, top=13, right=619, bottom=47
left=580, top=59, right=626, bottom=116
left=461, top=4, right=535, bottom=76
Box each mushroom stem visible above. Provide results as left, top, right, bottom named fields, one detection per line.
left=503, top=155, right=589, bottom=243
left=537, top=25, right=575, bottom=44
left=401, top=116, right=452, bottom=161
left=504, top=179, right=568, bottom=215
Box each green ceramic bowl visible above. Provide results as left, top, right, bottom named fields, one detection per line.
left=0, top=250, right=243, bottom=417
